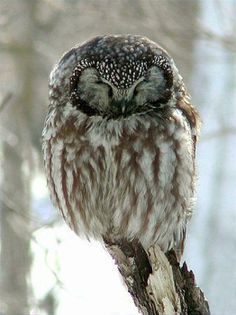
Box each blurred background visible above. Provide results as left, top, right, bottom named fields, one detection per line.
left=0, top=0, right=235, bottom=314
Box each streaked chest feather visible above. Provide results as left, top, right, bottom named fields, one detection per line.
left=43, top=107, right=195, bottom=249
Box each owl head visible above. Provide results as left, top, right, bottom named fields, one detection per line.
left=49, top=35, right=186, bottom=119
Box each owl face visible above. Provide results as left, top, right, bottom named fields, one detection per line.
left=72, top=65, right=171, bottom=118
left=51, top=35, right=185, bottom=119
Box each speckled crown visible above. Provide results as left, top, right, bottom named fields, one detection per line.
left=69, top=35, right=173, bottom=90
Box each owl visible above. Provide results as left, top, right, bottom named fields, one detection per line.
left=42, top=35, right=200, bottom=257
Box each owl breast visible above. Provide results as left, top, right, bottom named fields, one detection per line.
left=43, top=104, right=195, bottom=252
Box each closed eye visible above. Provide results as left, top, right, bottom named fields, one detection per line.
left=133, top=79, right=147, bottom=96
left=133, top=88, right=138, bottom=97
left=108, top=86, right=113, bottom=98
left=96, top=80, right=113, bottom=98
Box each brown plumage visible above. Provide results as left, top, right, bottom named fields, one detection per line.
left=42, top=35, right=200, bottom=258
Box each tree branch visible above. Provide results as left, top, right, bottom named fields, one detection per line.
left=104, top=239, right=210, bottom=315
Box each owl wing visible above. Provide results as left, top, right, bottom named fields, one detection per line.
left=171, top=97, right=200, bottom=260
left=177, top=97, right=201, bottom=157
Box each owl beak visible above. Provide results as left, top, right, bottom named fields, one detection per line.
left=111, top=98, right=132, bottom=116
left=121, top=100, right=127, bottom=114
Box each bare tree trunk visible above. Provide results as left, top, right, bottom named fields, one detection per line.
left=105, top=239, right=210, bottom=315
left=0, top=139, right=31, bottom=315
left=0, top=1, right=38, bottom=314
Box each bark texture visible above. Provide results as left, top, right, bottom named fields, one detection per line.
left=104, top=239, right=210, bottom=315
